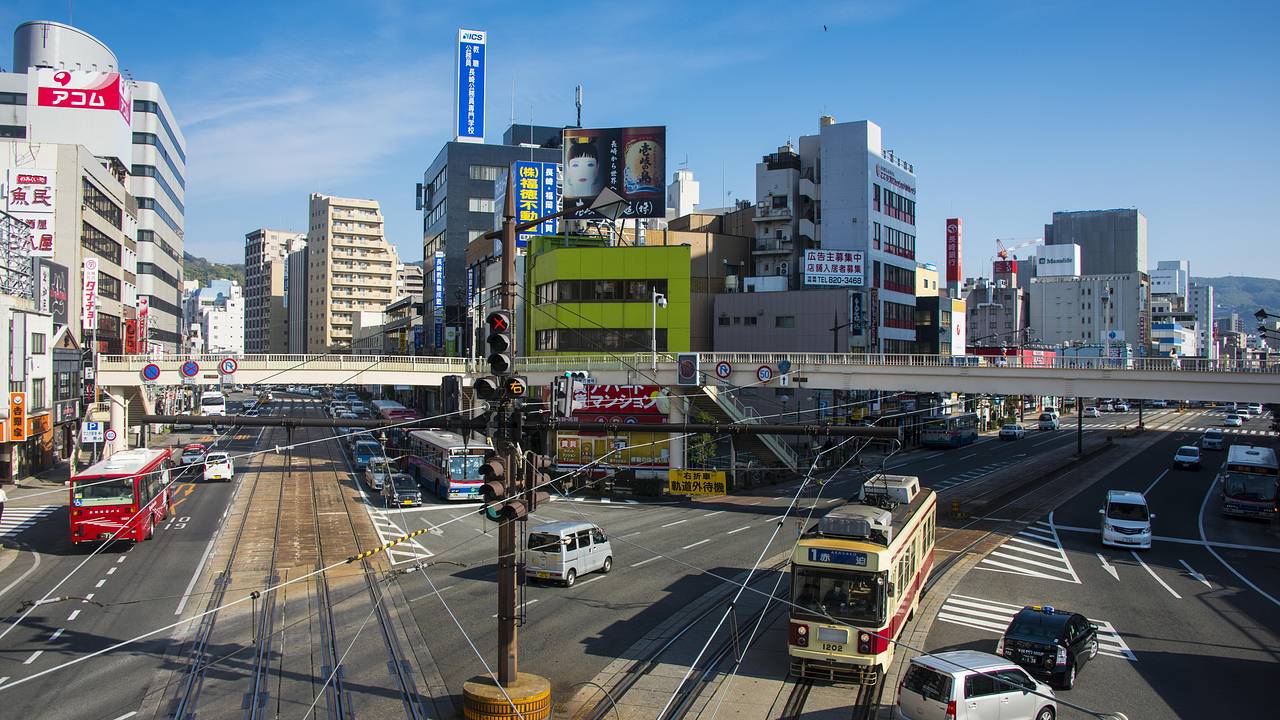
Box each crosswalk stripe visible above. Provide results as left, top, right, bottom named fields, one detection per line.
left=0, top=506, right=57, bottom=538
left=977, top=558, right=1069, bottom=581
left=989, top=550, right=1077, bottom=573
left=1006, top=536, right=1057, bottom=551
left=995, top=543, right=1067, bottom=562
left=938, top=594, right=1137, bottom=662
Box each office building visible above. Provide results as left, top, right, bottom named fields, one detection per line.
left=1, top=21, right=186, bottom=352
left=915, top=295, right=966, bottom=355
left=182, top=280, right=243, bottom=355
left=916, top=263, right=939, bottom=297
left=1188, top=283, right=1216, bottom=360
left=1043, top=209, right=1147, bottom=276
left=286, top=240, right=308, bottom=352
left=667, top=168, right=700, bottom=218
left=964, top=277, right=1028, bottom=348
left=305, top=193, right=398, bottom=352
left=396, top=263, right=424, bottom=299
left=419, top=124, right=562, bottom=353
left=1151, top=259, right=1190, bottom=300
left=243, top=228, right=304, bottom=353
left=1029, top=272, right=1150, bottom=349
left=746, top=117, right=918, bottom=352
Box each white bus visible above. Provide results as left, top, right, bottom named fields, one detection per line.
left=1219, top=445, right=1278, bottom=519
left=403, top=430, right=493, bottom=501
left=199, top=390, right=227, bottom=417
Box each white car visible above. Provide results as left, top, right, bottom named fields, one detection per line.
left=1172, top=445, right=1202, bottom=470
left=204, top=451, right=234, bottom=481
left=1201, top=428, right=1226, bottom=450
left=1113, top=401, right=1131, bottom=412
left=1083, top=406, right=1102, bottom=418
left=1235, top=408, right=1253, bottom=420
left=1247, top=403, right=1263, bottom=415
left=1224, top=415, right=1244, bottom=427
left=1100, top=490, right=1153, bottom=549
left=999, top=423, right=1027, bottom=440
left=1037, top=414, right=1060, bottom=431
left=897, top=650, right=1056, bottom=720
left=1099, top=402, right=1115, bottom=412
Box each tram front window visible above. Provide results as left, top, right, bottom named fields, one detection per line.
left=793, top=567, right=886, bottom=625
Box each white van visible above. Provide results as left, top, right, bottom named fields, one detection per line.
left=1099, top=490, right=1153, bottom=549
left=203, top=451, right=234, bottom=482
left=526, top=521, right=613, bottom=587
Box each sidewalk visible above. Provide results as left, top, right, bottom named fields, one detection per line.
left=2, top=460, right=71, bottom=505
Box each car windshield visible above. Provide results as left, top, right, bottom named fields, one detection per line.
left=1039, top=414, right=1053, bottom=421
left=392, top=475, right=417, bottom=491
left=1107, top=501, right=1150, bottom=521
left=792, top=566, right=885, bottom=625
left=1205, top=431, right=1223, bottom=438
left=74, top=478, right=134, bottom=506
left=1223, top=473, right=1278, bottom=502
left=448, top=455, right=485, bottom=481
left=1007, top=615, right=1063, bottom=641
left=207, top=453, right=228, bottom=463
left=528, top=533, right=563, bottom=553
left=1178, top=447, right=1200, bottom=457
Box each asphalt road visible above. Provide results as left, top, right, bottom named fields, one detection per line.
left=923, top=410, right=1279, bottom=719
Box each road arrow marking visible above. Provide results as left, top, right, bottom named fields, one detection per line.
left=1097, top=553, right=1120, bottom=581
left=1178, top=559, right=1212, bottom=588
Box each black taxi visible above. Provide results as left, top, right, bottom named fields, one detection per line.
left=995, top=605, right=1098, bottom=689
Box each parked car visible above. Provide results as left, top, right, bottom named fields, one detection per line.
left=1149, top=399, right=1168, bottom=408
left=1083, top=406, right=1102, bottom=418
left=203, top=451, right=234, bottom=481
left=1037, top=413, right=1060, bottom=431
left=1247, top=403, right=1263, bottom=415
left=997, top=605, right=1099, bottom=690
left=1172, top=445, right=1202, bottom=470
left=1201, top=428, right=1226, bottom=450
left=1113, top=401, right=1131, bottom=412
left=1224, top=414, right=1243, bottom=427
left=1098, top=402, right=1115, bottom=412
left=896, top=650, right=1056, bottom=720
left=526, top=521, right=614, bottom=587
left=245, top=408, right=261, bottom=417
left=180, top=443, right=207, bottom=466
left=1100, top=490, right=1153, bottom=550
left=999, top=423, right=1027, bottom=441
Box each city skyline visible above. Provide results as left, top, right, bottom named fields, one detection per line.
left=1, top=0, right=1275, bottom=278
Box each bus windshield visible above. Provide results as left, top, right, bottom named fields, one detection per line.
left=74, top=478, right=134, bottom=506
left=448, top=455, right=484, bottom=481
left=1223, top=473, right=1278, bottom=502
left=792, top=566, right=885, bottom=625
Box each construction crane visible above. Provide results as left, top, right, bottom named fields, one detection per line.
left=993, top=237, right=1044, bottom=261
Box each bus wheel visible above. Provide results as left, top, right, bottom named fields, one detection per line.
left=146, top=516, right=155, bottom=540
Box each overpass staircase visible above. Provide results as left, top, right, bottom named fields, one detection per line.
left=690, top=385, right=798, bottom=469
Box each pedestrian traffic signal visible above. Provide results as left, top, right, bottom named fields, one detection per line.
left=479, top=457, right=509, bottom=522
left=486, top=311, right=513, bottom=376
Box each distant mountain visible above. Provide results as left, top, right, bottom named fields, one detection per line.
left=1194, top=275, right=1280, bottom=320
left=183, top=252, right=246, bottom=288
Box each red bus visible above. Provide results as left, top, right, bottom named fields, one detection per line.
left=70, top=447, right=175, bottom=545
left=371, top=399, right=420, bottom=422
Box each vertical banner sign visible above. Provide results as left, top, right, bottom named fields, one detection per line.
left=945, top=218, right=963, bottom=286
left=38, top=260, right=69, bottom=327
left=455, top=29, right=486, bottom=143
left=38, top=263, right=51, bottom=314
left=870, top=288, right=880, bottom=348
left=513, top=161, right=560, bottom=247
left=851, top=292, right=864, bottom=337
left=9, top=392, right=27, bottom=442
left=123, top=319, right=138, bottom=354
left=136, top=296, right=150, bottom=348
left=82, top=257, right=99, bottom=330
left=433, top=251, right=445, bottom=311
left=3, top=169, right=57, bottom=256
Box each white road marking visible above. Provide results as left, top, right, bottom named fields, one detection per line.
left=1130, top=551, right=1181, bottom=599
left=978, top=512, right=1079, bottom=583
left=1053, top=525, right=1280, bottom=554
left=0, top=547, right=42, bottom=602
left=66, top=610, right=80, bottom=622
left=492, top=598, right=539, bottom=618
left=727, top=526, right=751, bottom=535
left=1143, top=469, right=1170, bottom=496
left=702, top=511, right=724, bottom=518
left=960, top=453, right=978, bottom=459
left=109, top=712, right=138, bottom=720
left=574, top=575, right=607, bottom=588
left=49, top=628, right=64, bottom=641
left=22, top=650, right=42, bottom=665
left=660, top=519, right=687, bottom=528
left=175, top=497, right=230, bottom=616
left=1197, top=481, right=1279, bottom=607
left=0, top=677, right=8, bottom=688
left=938, top=594, right=1136, bottom=661
left=746, top=501, right=762, bottom=506
left=1097, top=553, right=1120, bottom=581
left=1178, top=559, right=1211, bottom=588
left=106, top=567, right=116, bottom=575
left=682, top=539, right=712, bottom=550
left=924, top=464, right=946, bottom=471
left=83, top=593, right=94, bottom=602
left=94, top=579, right=106, bottom=589
left=631, top=556, right=661, bottom=568
left=116, top=557, right=126, bottom=564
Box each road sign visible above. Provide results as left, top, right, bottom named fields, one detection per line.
left=756, top=365, right=774, bottom=383
left=180, top=360, right=200, bottom=377
left=141, top=363, right=161, bottom=382
left=778, top=359, right=792, bottom=374
left=81, top=421, right=104, bottom=443
left=780, top=375, right=790, bottom=387
left=105, top=428, right=118, bottom=443
left=714, top=361, right=733, bottom=379
left=219, top=357, right=239, bottom=375
left=503, top=376, right=528, bottom=397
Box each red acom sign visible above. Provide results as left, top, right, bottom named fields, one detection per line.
left=37, top=70, right=132, bottom=124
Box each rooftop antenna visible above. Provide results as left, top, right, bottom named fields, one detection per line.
left=574, top=84, right=583, bottom=128
left=510, top=77, right=516, bottom=129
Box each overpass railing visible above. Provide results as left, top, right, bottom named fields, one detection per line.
left=98, top=354, right=477, bottom=373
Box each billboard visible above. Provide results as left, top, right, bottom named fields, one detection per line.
left=992, top=260, right=1017, bottom=276
left=3, top=169, right=56, bottom=256
left=562, top=126, right=666, bottom=219
left=432, top=251, right=445, bottom=310
left=571, top=384, right=666, bottom=417
left=950, top=297, right=967, bottom=353
left=82, top=257, right=99, bottom=330
left=27, top=69, right=132, bottom=162
left=455, top=29, right=486, bottom=142
left=38, top=259, right=70, bottom=327
left=803, top=249, right=864, bottom=287
left=513, top=161, right=559, bottom=247
left=1034, top=243, right=1080, bottom=277
left=945, top=218, right=962, bottom=285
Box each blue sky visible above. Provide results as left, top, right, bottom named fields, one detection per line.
left=3, top=0, right=1277, bottom=278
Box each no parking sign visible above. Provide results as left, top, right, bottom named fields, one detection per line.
left=220, top=357, right=239, bottom=378
left=180, top=360, right=200, bottom=384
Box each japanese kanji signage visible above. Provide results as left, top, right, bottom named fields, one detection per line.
left=455, top=29, right=486, bottom=142
left=513, top=160, right=559, bottom=247
left=562, top=126, right=667, bottom=219
left=804, top=249, right=864, bottom=287
left=28, top=69, right=132, bottom=163
left=136, top=296, right=150, bottom=349
left=433, top=251, right=445, bottom=311
left=668, top=469, right=727, bottom=496
left=3, top=169, right=56, bottom=256
left=945, top=218, right=963, bottom=285
left=82, top=257, right=99, bottom=330
left=571, top=384, right=666, bottom=416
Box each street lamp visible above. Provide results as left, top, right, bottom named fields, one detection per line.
left=652, top=289, right=667, bottom=371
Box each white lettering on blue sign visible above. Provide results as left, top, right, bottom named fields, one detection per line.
left=455, top=30, right=486, bottom=141
left=808, top=548, right=868, bottom=567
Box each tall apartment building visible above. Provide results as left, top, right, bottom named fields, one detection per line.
left=1044, top=209, right=1147, bottom=276
left=1, top=21, right=186, bottom=352
left=1188, top=283, right=1216, bottom=360
left=243, top=228, right=304, bottom=353
left=742, top=117, right=918, bottom=352
left=286, top=241, right=308, bottom=353
left=1151, top=259, right=1190, bottom=300
left=305, top=193, right=398, bottom=352
left=396, top=262, right=424, bottom=299
left=182, top=280, right=243, bottom=354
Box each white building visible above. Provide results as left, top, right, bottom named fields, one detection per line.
left=395, top=262, right=424, bottom=300
left=667, top=168, right=700, bottom=218
left=1, top=20, right=186, bottom=353
left=1029, top=273, right=1151, bottom=350
left=1151, top=259, right=1190, bottom=300
left=1188, top=283, right=1216, bottom=360
left=746, top=117, right=918, bottom=353
left=182, top=280, right=243, bottom=355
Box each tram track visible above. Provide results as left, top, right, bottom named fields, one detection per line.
left=305, top=437, right=352, bottom=720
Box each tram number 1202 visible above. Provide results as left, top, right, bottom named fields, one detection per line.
left=821, top=642, right=845, bottom=652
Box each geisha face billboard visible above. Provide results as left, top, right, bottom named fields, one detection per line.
left=562, top=126, right=666, bottom=218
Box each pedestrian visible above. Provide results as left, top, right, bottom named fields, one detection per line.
left=0, top=485, right=6, bottom=526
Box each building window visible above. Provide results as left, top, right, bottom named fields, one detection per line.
left=775, top=316, right=795, bottom=328
left=98, top=272, right=122, bottom=301
left=0, top=125, right=26, bottom=139
left=133, top=100, right=187, bottom=164
left=469, top=165, right=504, bottom=181
left=0, top=92, right=26, bottom=105
left=31, top=333, right=46, bottom=355
left=132, top=132, right=186, bottom=188
left=82, top=178, right=123, bottom=229
left=537, top=279, right=669, bottom=303
left=131, top=164, right=185, bottom=213
left=31, top=378, right=47, bottom=409
left=468, top=197, right=496, bottom=214
left=56, top=371, right=74, bottom=402
left=718, top=316, right=730, bottom=326
left=771, top=195, right=788, bottom=209
left=82, top=222, right=122, bottom=265
left=745, top=316, right=758, bottom=326
left=535, top=328, right=667, bottom=353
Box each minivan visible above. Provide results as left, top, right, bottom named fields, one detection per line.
left=1201, top=428, right=1226, bottom=450
left=351, top=440, right=386, bottom=471
left=897, top=650, right=1056, bottom=720
left=1100, top=490, right=1153, bottom=549
left=526, top=521, right=613, bottom=587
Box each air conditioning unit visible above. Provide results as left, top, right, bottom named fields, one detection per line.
left=778, top=261, right=789, bottom=275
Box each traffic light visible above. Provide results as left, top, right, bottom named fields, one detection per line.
left=474, top=376, right=501, bottom=402
left=479, top=456, right=509, bottom=521
left=524, top=452, right=553, bottom=512
left=486, top=311, right=513, bottom=376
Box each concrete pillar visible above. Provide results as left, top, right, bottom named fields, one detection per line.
left=667, top=391, right=685, bottom=470
left=105, top=390, right=127, bottom=456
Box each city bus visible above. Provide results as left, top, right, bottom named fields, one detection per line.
left=920, top=412, right=979, bottom=448
left=199, top=390, right=227, bottom=416
left=788, top=475, right=936, bottom=684
left=371, top=399, right=420, bottom=422
left=1219, top=445, right=1279, bottom=519
left=70, top=447, right=175, bottom=545
left=402, top=429, right=493, bottom=500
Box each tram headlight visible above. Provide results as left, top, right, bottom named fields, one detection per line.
left=789, top=622, right=809, bottom=647
left=858, top=631, right=872, bottom=654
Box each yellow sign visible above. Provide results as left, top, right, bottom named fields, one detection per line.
left=668, top=469, right=727, bottom=496
left=504, top=377, right=527, bottom=397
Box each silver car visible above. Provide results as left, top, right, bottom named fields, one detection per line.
left=897, top=650, right=1056, bottom=720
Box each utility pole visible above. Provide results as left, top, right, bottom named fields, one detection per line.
left=496, top=174, right=519, bottom=686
